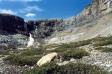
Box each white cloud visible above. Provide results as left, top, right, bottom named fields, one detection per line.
left=25, top=13, right=36, bottom=17
left=0, top=9, right=17, bottom=15
left=20, top=5, right=44, bottom=13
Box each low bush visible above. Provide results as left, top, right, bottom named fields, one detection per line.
left=50, top=40, right=92, bottom=53
left=95, top=47, right=112, bottom=52
left=0, top=50, right=10, bottom=55
left=60, top=49, right=89, bottom=60
left=70, top=39, right=92, bottom=47
left=94, top=40, right=112, bottom=47
left=24, top=62, right=108, bottom=74
left=20, top=48, right=45, bottom=56
left=3, top=55, right=40, bottom=66
left=59, top=40, right=91, bottom=49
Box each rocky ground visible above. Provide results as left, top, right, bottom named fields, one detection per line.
left=0, top=56, right=31, bottom=74
left=0, top=45, right=112, bottom=74
left=56, top=45, right=112, bottom=74
left=80, top=45, right=112, bottom=73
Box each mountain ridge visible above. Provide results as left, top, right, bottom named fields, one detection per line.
left=0, top=0, right=112, bottom=47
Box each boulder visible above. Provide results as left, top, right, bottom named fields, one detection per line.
left=37, top=52, right=58, bottom=67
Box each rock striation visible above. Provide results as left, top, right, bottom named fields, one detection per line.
left=45, top=0, right=112, bottom=44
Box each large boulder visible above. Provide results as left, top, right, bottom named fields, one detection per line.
left=0, top=13, right=25, bottom=34
left=37, top=52, right=58, bottom=67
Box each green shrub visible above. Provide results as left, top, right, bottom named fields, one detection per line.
left=24, top=62, right=108, bottom=74
left=24, top=62, right=59, bottom=74
left=93, top=36, right=112, bottom=42
left=94, top=40, right=112, bottom=47
left=50, top=40, right=92, bottom=53
left=45, top=44, right=59, bottom=49
left=0, top=50, right=10, bottom=55
left=95, top=47, right=112, bottom=52
left=3, top=55, right=40, bottom=66
left=50, top=46, right=70, bottom=53
left=60, top=49, right=89, bottom=60
left=93, top=36, right=112, bottom=47
left=59, top=40, right=91, bottom=49
left=71, top=40, right=92, bottom=47
left=20, top=48, right=45, bottom=56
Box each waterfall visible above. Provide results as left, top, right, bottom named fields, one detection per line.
left=24, top=23, right=34, bottom=47
left=27, top=33, right=34, bottom=47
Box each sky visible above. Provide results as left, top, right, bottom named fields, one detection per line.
left=0, top=0, right=92, bottom=20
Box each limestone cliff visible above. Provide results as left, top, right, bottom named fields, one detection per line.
left=45, top=0, right=112, bottom=44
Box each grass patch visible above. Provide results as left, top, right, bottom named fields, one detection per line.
left=49, top=39, right=92, bottom=53
left=69, top=40, right=92, bottom=48
left=20, top=48, right=45, bottom=56
left=59, top=40, right=92, bottom=49
left=95, top=47, right=112, bottom=52
left=3, top=47, right=48, bottom=66
left=0, top=50, right=10, bottom=55
left=93, top=36, right=112, bottom=42
left=24, top=62, right=108, bottom=74
left=3, top=55, right=40, bottom=66
left=93, top=40, right=112, bottom=47
left=92, top=36, right=112, bottom=47
left=60, top=49, right=89, bottom=60
left=45, top=44, right=59, bottom=49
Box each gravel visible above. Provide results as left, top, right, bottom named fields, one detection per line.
left=80, top=45, right=112, bottom=73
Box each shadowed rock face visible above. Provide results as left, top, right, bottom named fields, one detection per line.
left=0, top=14, right=28, bottom=47
left=26, top=19, right=63, bottom=38
left=0, top=14, right=25, bottom=34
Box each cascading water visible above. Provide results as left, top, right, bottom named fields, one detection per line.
left=24, top=23, right=34, bottom=47
left=27, top=33, right=34, bottom=47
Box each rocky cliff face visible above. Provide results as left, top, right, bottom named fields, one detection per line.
left=61, top=0, right=112, bottom=28
left=0, top=14, right=25, bottom=34
left=0, top=14, right=27, bottom=48
left=0, top=0, right=112, bottom=47
left=26, top=19, right=63, bottom=38
left=45, top=0, right=112, bottom=44
left=0, top=14, right=63, bottom=47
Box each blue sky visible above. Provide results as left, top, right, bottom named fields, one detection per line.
left=0, top=0, right=92, bottom=20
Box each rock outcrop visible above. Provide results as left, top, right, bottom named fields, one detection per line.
left=45, top=0, right=112, bottom=44
left=0, top=14, right=25, bottom=34
left=26, top=19, right=63, bottom=38
left=0, top=14, right=28, bottom=48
